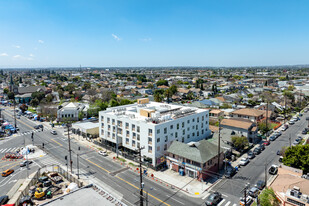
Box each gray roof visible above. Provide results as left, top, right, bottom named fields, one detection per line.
left=167, top=140, right=224, bottom=163
left=18, top=86, right=46, bottom=94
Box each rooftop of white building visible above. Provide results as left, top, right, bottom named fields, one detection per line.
left=101, top=98, right=207, bottom=125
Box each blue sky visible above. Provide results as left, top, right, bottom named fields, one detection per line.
left=0, top=0, right=309, bottom=68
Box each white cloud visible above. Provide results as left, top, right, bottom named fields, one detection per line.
left=112, top=34, right=121, bottom=41
left=38, top=40, right=44, bottom=44
left=12, top=55, right=33, bottom=61
left=13, top=45, right=21, bottom=49
left=0, top=53, right=8, bottom=57
left=29, top=54, right=34, bottom=57
left=141, top=38, right=152, bottom=42
left=13, top=55, right=22, bottom=59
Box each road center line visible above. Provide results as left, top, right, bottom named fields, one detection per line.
left=86, top=159, right=110, bottom=173
left=170, top=197, right=185, bottom=205
left=51, top=139, right=63, bottom=146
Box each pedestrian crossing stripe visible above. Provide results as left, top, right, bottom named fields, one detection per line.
left=0, top=147, right=23, bottom=153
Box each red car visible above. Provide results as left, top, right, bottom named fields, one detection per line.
left=263, top=141, right=270, bottom=146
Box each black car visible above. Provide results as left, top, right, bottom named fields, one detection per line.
left=38, top=124, right=43, bottom=128
left=253, top=147, right=261, bottom=155
left=269, top=165, right=278, bottom=175
left=0, top=196, right=8, bottom=205
left=34, top=125, right=40, bottom=129
left=20, top=160, right=33, bottom=167
left=302, top=130, right=307, bottom=134
left=247, top=151, right=255, bottom=159
left=225, top=167, right=236, bottom=178
left=205, top=192, right=222, bottom=206
left=255, top=180, right=266, bottom=190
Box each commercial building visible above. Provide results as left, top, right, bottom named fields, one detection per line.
left=99, top=98, right=211, bottom=168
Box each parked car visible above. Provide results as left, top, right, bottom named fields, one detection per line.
left=20, top=160, right=33, bottom=167
left=253, top=147, right=261, bottom=155
left=263, top=141, right=270, bottom=146
left=38, top=124, right=43, bottom=128
left=289, top=120, right=295, bottom=125
left=255, top=180, right=265, bottom=190
left=225, top=167, right=236, bottom=178
left=0, top=196, right=8, bottom=205
left=239, top=196, right=253, bottom=206
left=292, top=139, right=301, bottom=146
left=247, top=151, right=255, bottom=159
left=2, top=169, right=14, bottom=177
left=269, top=135, right=277, bottom=141
left=269, top=165, right=278, bottom=175
left=239, top=158, right=250, bottom=166
left=248, top=187, right=260, bottom=198
left=279, top=156, right=283, bottom=163
left=50, top=130, right=57, bottom=135
left=205, top=192, right=222, bottom=206
left=299, top=113, right=303, bottom=116
left=98, top=150, right=108, bottom=156
left=302, top=129, right=307, bottom=134
left=258, top=144, right=265, bottom=151
left=276, top=150, right=281, bottom=155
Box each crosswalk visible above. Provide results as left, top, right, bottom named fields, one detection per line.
left=36, top=156, right=62, bottom=167
left=0, top=147, right=23, bottom=153
left=202, top=194, right=238, bottom=206
left=18, top=128, right=53, bottom=136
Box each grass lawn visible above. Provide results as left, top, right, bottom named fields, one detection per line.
left=270, top=123, right=279, bottom=129
left=27, top=106, right=36, bottom=113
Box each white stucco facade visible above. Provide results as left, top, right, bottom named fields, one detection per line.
left=99, top=100, right=211, bottom=167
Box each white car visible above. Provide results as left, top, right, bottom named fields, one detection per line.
left=98, top=151, right=108, bottom=156
left=50, top=130, right=57, bottom=135
left=239, top=157, right=249, bottom=166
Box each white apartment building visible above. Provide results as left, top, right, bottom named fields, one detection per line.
left=99, top=98, right=211, bottom=168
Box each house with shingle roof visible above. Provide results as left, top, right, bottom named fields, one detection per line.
left=231, top=108, right=265, bottom=122
left=220, top=118, right=259, bottom=143
left=166, top=140, right=225, bottom=181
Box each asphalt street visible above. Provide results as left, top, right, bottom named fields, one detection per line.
left=211, top=111, right=309, bottom=205
left=0, top=107, right=206, bottom=206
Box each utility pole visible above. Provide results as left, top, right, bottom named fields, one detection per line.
left=116, top=124, right=119, bottom=158
left=289, top=134, right=291, bottom=147
left=31, top=132, right=34, bottom=145
left=217, top=118, right=221, bottom=172
left=24, top=135, right=29, bottom=179
left=77, top=146, right=80, bottom=179
left=266, top=101, right=269, bottom=136
left=13, top=99, right=17, bottom=129
left=264, top=163, right=267, bottom=188
left=67, top=124, right=73, bottom=173
left=244, top=183, right=250, bottom=206
left=137, top=146, right=145, bottom=206
left=284, top=95, right=287, bottom=125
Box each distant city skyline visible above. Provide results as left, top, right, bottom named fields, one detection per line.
left=1, top=0, right=309, bottom=68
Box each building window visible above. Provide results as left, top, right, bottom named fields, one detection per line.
left=132, top=124, right=136, bottom=131
left=202, top=130, right=204, bottom=134
left=182, top=137, right=184, bottom=142
left=126, top=138, right=129, bottom=144
left=164, top=144, right=167, bottom=150
left=157, top=146, right=160, bottom=151
left=101, top=129, right=104, bottom=135
left=197, top=131, right=199, bottom=136
left=192, top=118, right=195, bottom=122
left=107, top=118, right=110, bottom=123
left=148, top=146, right=152, bottom=153
left=112, top=133, right=115, bottom=139
left=196, top=125, right=198, bottom=129
left=137, top=142, right=140, bottom=148
left=157, top=129, right=160, bottom=134
left=186, top=159, right=191, bottom=164
left=101, top=123, right=104, bottom=127
left=175, top=132, right=178, bottom=138
left=132, top=140, right=136, bottom=147
left=108, top=132, right=110, bottom=137
left=177, top=123, right=179, bottom=129
left=137, top=134, right=140, bottom=141
left=187, top=134, right=190, bottom=139
left=187, top=127, right=190, bottom=131
left=113, top=126, right=115, bottom=133
left=133, top=132, right=136, bottom=139
left=101, top=116, right=104, bottom=121
left=170, top=125, right=173, bottom=129
left=183, top=129, right=185, bottom=135
left=165, top=136, right=168, bottom=142
left=117, top=121, right=122, bottom=127
left=205, top=114, right=208, bottom=118
left=202, top=116, right=204, bottom=121
left=201, top=123, right=204, bottom=128
left=125, top=123, right=129, bottom=129
left=206, top=121, right=208, bottom=124
left=187, top=120, right=190, bottom=124
left=112, top=119, right=115, bottom=125
left=148, top=129, right=153, bottom=136
left=148, top=137, right=152, bottom=144
left=197, top=117, right=199, bottom=123
left=137, top=126, right=140, bottom=133
left=192, top=132, right=195, bottom=136
left=126, top=130, right=129, bottom=137
left=192, top=126, right=194, bottom=130
left=164, top=128, right=167, bottom=134
left=108, top=125, right=111, bottom=131
left=157, top=138, right=160, bottom=143
left=182, top=122, right=184, bottom=128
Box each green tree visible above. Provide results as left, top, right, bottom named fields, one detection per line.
left=110, top=99, right=120, bottom=107
left=3, top=88, right=9, bottom=94
left=287, top=85, right=295, bottom=91
left=283, top=145, right=309, bottom=173
left=31, top=91, right=45, bottom=102
left=30, top=98, right=39, bottom=107
left=146, top=83, right=154, bottom=89
left=82, top=82, right=91, bottom=91
left=7, top=92, right=15, bottom=100
left=247, top=93, right=253, bottom=98
left=231, top=136, right=249, bottom=151
left=119, top=99, right=133, bottom=105
left=154, top=93, right=163, bottom=102
left=156, top=79, right=168, bottom=86
left=169, top=85, right=178, bottom=95
left=258, top=188, right=280, bottom=206
left=258, top=122, right=272, bottom=135
left=46, top=94, right=53, bottom=103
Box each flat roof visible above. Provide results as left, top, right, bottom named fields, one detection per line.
left=72, top=122, right=99, bottom=130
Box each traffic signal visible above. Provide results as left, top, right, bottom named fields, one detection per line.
left=31, top=132, right=34, bottom=140
left=42, top=143, right=45, bottom=148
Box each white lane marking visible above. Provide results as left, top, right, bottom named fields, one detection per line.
left=0, top=149, right=4, bottom=153
left=1, top=148, right=8, bottom=153
left=11, top=147, right=16, bottom=152
left=218, top=199, right=226, bottom=206
left=170, top=196, right=185, bottom=205
left=222, top=193, right=228, bottom=197
left=225, top=201, right=231, bottom=206
left=232, top=204, right=237, bottom=206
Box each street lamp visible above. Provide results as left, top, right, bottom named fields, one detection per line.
left=244, top=183, right=250, bottom=206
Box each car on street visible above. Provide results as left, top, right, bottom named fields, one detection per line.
left=50, top=130, right=57, bottom=135
left=279, top=156, right=283, bottom=163
left=205, top=192, right=222, bottom=206
left=225, top=167, right=236, bottom=178
left=247, top=151, right=255, bottom=159
left=0, top=196, right=8, bottom=205
left=276, top=150, right=281, bottom=155
left=98, top=150, right=108, bottom=156
left=263, top=140, right=270, bottom=146
left=258, top=144, right=265, bottom=151
left=255, top=180, right=266, bottom=190
left=253, top=147, right=261, bottom=155
left=2, top=169, right=14, bottom=177
left=17, top=115, right=20, bottom=119
left=248, top=187, right=260, bottom=198
left=297, top=136, right=303, bottom=141
left=269, top=135, right=277, bottom=141
left=289, top=120, right=295, bottom=125
left=269, top=165, right=278, bottom=175
left=239, top=157, right=250, bottom=166
left=292, top=139, right=301, bottom=146
left=239, top=196, right=253, bottom=206
left=299, top=113, right=303, bottom=116
left=20, top=160, right=33, bottom=167
left=302, top=129, right=307, bottom=134
left=38, top=124, right=43, bottom=128
left=34, top=125, right=40, bottom=129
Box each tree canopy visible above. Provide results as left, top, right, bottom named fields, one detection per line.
left=231, top=136, right=249, bottom=151
left=156, top=79, right=168, bottom=86
left=283, top=145, right=309, bottom=173
left=258, top=188, right=280, bottom=206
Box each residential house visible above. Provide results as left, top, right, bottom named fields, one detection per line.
left=57, top=102, right=89, bottom=121
left=166, top=140, right=224, bottom=180
left=220, top=118, right=259, bottom=143
left=209, top=109, right=224, bottom=121
left=231, top=108, right=265, bottom=122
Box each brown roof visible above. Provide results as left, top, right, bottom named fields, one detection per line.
left=158, top=85, right=169, bottom=89
left=215, top=96, right=225, bottom=102
left=221, top=118, right=253, bottom=130
left=209, top=125, right=219, bottom=132
left=210, top=109, right=222, bottom=114
left=177, top=88, right=190, bottom=94
left=231, top=108, right=264, bottom=117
